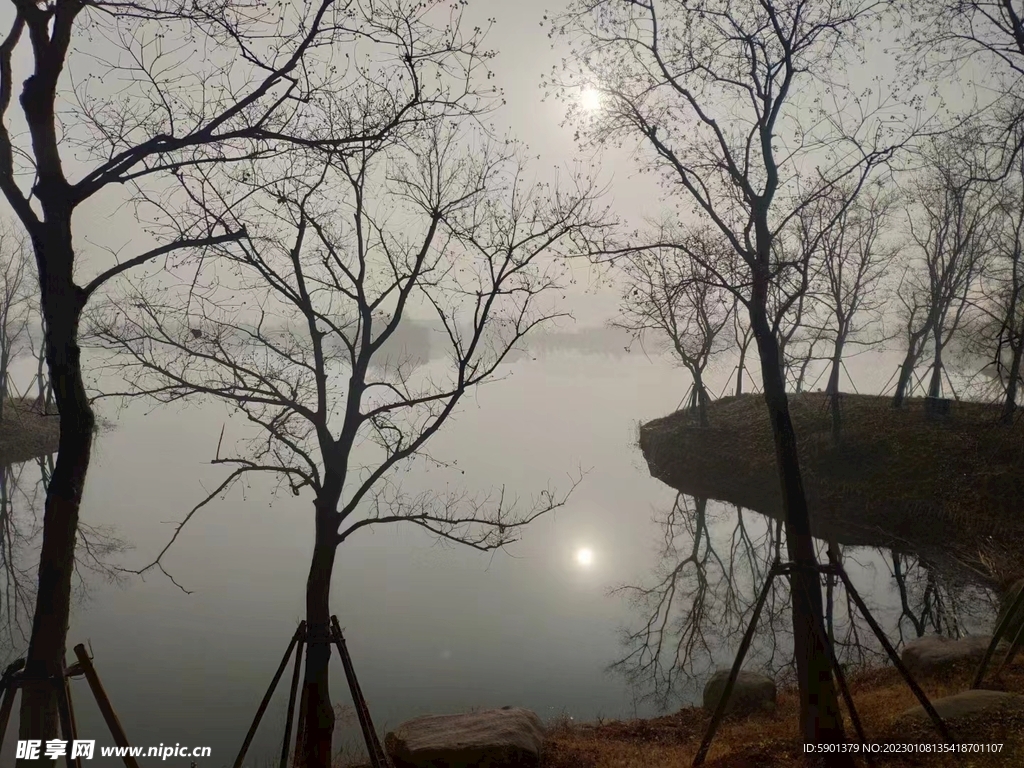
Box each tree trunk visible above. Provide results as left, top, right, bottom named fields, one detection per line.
left=927, top=330, right=943, bottom=399
left=735, top=341, right=747, bottom=396
left=298, top=503, right=339, bottom=768
left=693, top=370, right=710, bottom=428
left=827, top=346, right=843, bottom=444
left=892, top=346, right=919, bottom=409
left=17, top=245, right=92, bottom=767
left=0, top=342, right=8, bottom=422
left=748, top=302, right=846, bottom=749
left=1001, top=324, right=1024, bottom=425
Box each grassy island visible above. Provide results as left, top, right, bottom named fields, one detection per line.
left=638, top=393, right=1024, bottom=589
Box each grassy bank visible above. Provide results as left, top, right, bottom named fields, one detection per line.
left=638, top=393, right=1024, bottom=588
left=0, top=396, right=58, bottom=465
left=541, top=660, right=1024, bottom=767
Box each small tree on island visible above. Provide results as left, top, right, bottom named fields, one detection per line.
left=612, top=223, right=738, bottom=427
left=800, top=179, right=898, bottom=439
left=891, top=131, right=999, bottom=407
left=89, top=119, right=607, bottom=765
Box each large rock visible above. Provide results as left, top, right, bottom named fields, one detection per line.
left=898, top=690, right=1024, bottom=726
left=384, top=707, right=545, bottom=768
left=901, top=635, right=1005, bottom=676
left=702, top=670, right=776, bottom=716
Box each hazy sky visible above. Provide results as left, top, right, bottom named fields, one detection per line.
left=0, top=0, right=661, bottom=328
left=0, top=0, right=984, bottom=332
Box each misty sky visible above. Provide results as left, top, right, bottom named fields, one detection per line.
left=0, top=0, right=983, bottom=332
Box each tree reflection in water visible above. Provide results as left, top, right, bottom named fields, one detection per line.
left=612, top=492, right=998, bottom=711
left=0, top=455, right=128, bottom=665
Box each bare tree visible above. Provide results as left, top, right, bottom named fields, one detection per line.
left=892, top=133, right=999, bottom=406
left=802, top=180, right=897, bottom=438
left=0, top=461, right=40, bottom=660
left=730, top=298, right=756, bottom=397
left=0, top=0, right=507, bottom=757
left=900, top=1, right=1024, bottom=175
left=613, top=225, right=736, bottom=426
left=613, top=496, right=896, bottom=710
left=0, top=454, right=125, bottom=668
left=974, top=155, right=1024, bottom=422
left=888, top=551, right=992, bottom=646
left=0, top=224, right=34, bottom=421
left=610, top=495, right=791, bottom=710
left=549, top=0, right=924, bottom=747
left=768, top=232, right=827, bottom=394
left=89, top=119, right=606, bottom=764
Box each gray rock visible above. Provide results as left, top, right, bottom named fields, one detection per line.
left=898, top=690, right=1024, bottom=725
left=702, top=670, right=776, bottom=715
left=384, top=707, right=545, bottom=768
left=901, top=635, right=1006, bottom=676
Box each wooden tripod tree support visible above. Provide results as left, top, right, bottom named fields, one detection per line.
left=233, top=618, right=390, bottom=768
left=973, top=582, right=1024, bottom=689
left=330, top=616, right=390, bottom=768
left=0, top=645, right=140, bottom=768
left=692, top=554, right=951, bottom=767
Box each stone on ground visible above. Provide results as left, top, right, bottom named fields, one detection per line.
left=901, top=634, right=1005, bottom=676
left=384, top=707, right=545, bottom=768
left=702, top=670, right=776, bottom=716
left=898, top=690, right=1024, bottom=726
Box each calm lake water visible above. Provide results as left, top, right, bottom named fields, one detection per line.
left=0, top=335, right=1000, bottom=766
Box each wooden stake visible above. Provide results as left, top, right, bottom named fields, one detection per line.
left=974, top=583, right=1024, bottom=688
left=233, top=622, right=305, bottom=768
left=331, top=617, right=389, bottom=768
left=56, top=671, right=80, bottom=768
left=0, top=659, right=24, bottom=757
left=280, top=629, right=306, bottom=768
left=693, top=561, right=780, bottom=767
left=834, top=567, right=951, bottom=742
left=62, top=673, right=83, bottom=768
left=72, top=644, right=141, bottom=768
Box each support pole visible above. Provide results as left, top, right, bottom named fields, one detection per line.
left=280, top=628, right=307, bottom=768
left=56, top=672, right=80, bottom=768
left=692, top=561, right=781, bottom=767
left=72, top=644, right=141, bottom=768
left=331, top=616, right=389, bottom=768
left=0, top=659, right=24, bottom=756
left=974, top=583, right=1024, bottom=689
left=832, top=567, right=951, bottom=741
left=294, top=683, right=309, bottom=768
left=994, top=616, right=1024, bottom=680
left=61, top=672, right=83, bottom=768
left=233, top=622, right=305, bottom=768
left=829, top=644, right=872, bottom=767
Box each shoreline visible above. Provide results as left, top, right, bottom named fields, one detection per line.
left=638, top=392, right=1024, bottom=590
left=0, top=396, right=59, bottom=466
left=541, top=658, right=1024, bottom=767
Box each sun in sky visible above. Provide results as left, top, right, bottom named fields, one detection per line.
left=580, top=87, right=602, bottom=112
left=576, top=547, right=594, bottom=567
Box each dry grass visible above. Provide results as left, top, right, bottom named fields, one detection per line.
left=542, top=662, right=1024, bottom=768
left=0, top=396, right=58, bottom=466
left=638, top=393, right=1024, bottom=588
